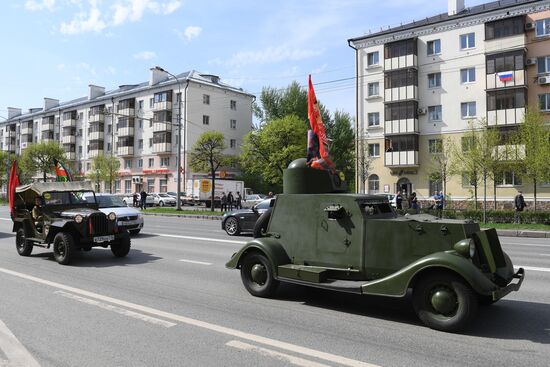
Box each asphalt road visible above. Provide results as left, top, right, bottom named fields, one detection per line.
left=0, top=207, right=549, bottom=367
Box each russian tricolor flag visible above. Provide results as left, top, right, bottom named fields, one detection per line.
left=498, top=71, right=513, bottom=82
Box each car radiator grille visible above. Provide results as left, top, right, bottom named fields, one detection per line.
left=90, top=213, right=109, bottom=235
left=471, top=228, right=507, bottom=280
left=118, top=215, right=138, bottom=221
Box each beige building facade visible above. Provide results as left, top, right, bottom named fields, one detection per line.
left=349, top=0, right=550, bottom=208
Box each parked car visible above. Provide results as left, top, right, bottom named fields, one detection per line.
left=120, top=193, right=154, bottom=207
left=375, top=193, right=397, bottom=208
left=12, top=182, right=131, bottom=265
left=222, top=199, right=274, bottom=236
left=226, top=158, right=524, bottom=332
left=151, top=193, right=177, bottom=207
left=85, top=194, right=144, bottom=235
left=241, top=194, right=266, bottom=208
left=166, top=191, right=196, bottom=206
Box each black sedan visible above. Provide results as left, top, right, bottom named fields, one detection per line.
left=222, top=199, right=273, bottom=236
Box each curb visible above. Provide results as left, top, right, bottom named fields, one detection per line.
left=140, top=212, right=550, bottom=237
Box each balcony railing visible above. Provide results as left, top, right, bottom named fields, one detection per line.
left=89, top=149, right=102, bottom=158
left=152, top=101, right=172, bottom=111
left=117, top=146, right=134, bottom=156
left=384, top=118, right=419, bottom=135
left=384, top=54, right=417, bottom=71
left=384, top=85, right=418, bottom=102
left=21, top=127, right=33, bottom=135
left=486, top=70, right=526, bottom=90
left=89, top=131, right=104, bottom=141
left=118, top=127, right=134, bottom=137
left=152, top=142, right=172, bottom=153
left=153, top=122, right=171, bottom=132
left=118, top=108, right=135, bottom=117
left=487, top=108, right=525, bottom=126
left=64, top=152, right=76, bottom=160
left=385, top=150, right=419, bottom=167
left=62, top=119, right=76, bottom=128
left=62, top=135, right=76, bottom=144
left=42, top=122, right=54, bottom=131
left=88, top=113, right=105, bottom=123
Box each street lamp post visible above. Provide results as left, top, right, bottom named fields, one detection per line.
left=153, top=66, right=187, bottom=211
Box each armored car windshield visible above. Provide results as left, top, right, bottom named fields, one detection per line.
left=43, top=190, right=96, bottom=206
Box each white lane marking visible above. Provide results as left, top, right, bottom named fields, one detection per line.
left=502, top=243, right=550, bottom=248
left=516, top=266, right=550, bottom=273
left=0, top=218, right=11, bottom=221
left=148, top=233, right=246, bottom=245
left=226, top=340, right=332, bottom=367
left=0, top=320, right=41, bottom=367
left=178, top=259, right=212, bottom=266
left=0, top=267, right=376, bottom=367
left=55, top=291, right=176, bottom=328
left=538, top=254, right=550, bottom=257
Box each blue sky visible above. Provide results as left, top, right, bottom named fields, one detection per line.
left=0, top=0, right=489, bottom=121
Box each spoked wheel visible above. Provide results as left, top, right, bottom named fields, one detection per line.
left=240, top=252, right=278, bottom=298
left=16, top=228, right=33, bottom=256
left=413, top=273, right=478, bottom=332
left=159, top=201, right=165, bottom=207
left=53, top=232, right=76, bottom=265
left=224, top=217, right=240, bottom=236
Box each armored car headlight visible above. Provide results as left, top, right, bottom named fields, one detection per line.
left=74, top=215, right=84, bottom=223
left=108, top=212, right=117, bottom=221
left=454, top=238, right=475, bottom=258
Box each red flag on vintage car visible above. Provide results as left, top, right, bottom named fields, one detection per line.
left=307, top=75, right=334, bottom=170
left=54, top=159, right=72, bottom=182
left=8, top=160, right=20, bottom=220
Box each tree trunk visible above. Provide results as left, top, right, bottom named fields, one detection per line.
left=493, top=180, right=497, bottom=210
left=210, top=168, right=216, bottom=212
left=483, top=174, right=487, bottom=223
left=533, top=178, right=537, bottom=211
left=43, top=170, right=47, bottom=182
left=474, top=183, right=478, bottom=210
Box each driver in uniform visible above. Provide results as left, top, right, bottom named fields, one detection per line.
left=32, top=196, right=44, bottom=232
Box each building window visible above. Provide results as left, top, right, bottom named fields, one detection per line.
left=427, top=39, right=441, bottom=55
left=138, top=100, right=143, bottom=109
left=539, top=94, right=550, bottom=111
left=428, top=72, right=441, bottom=88
left=428, top=139, right=442, bottom=154
left=149, top=119, right=153, bottom=128
left=486, top=50, right=524, bottom=73
left=154, top=91, right=172, bottom=103
left=159, top=179, right=167, bottom=193
left=230, top=100, right=237, bottom=110
left=203, top=115, right=210, bottom=125
left=367, top=82, right=379, bottom=97
left=460, top=68, right=476, bottom=83
left=149, top=138, right=153, bottom=148
left=384, top=38, right=417, bottom=59
left=78, top=146, right=82, bottom=153
left=385, top=69, right=418, bottom=89
left=367, top=112, right=380, bottom=127
left=114, top=180, right=121, bottom=193
left=79, top=112, right=84, bottom=120
left=384, top=101, right=418, bottom=121
left=230, top=119, right=236, bottom=129
left=429, top=179, right=442, bottom=196
left=460, top=33, right=475, bottom=49
left=428, top=105, right=442, bottom=121
left=461, top=136, right=475, bottom=152
left=367, top=51, right=379, bottom=66
left=462, top=173, right=476, bottom=187
left=485, top=16, right=524, bottom=40
left=147, top=179, right=155, bottom=192
left=107, top=142, right=111, bottom=152
left=230, top=139, right=236, bottom=148
left=138, top=159, right=143, bottom=168
left=495, top=171, right=522, bottom=186
left=536, top=18, right=550, bottom=37
left=461, top=102, right=477, bottom=118
left=124, top=180, right=132, bottom=194
left=124, top=159, right=132, bottom=169
left=176, top=93, right=181, bottom=102
left=203, top=94, right=210, bottom=105
left=138, top=139, right=143, bottom=149
left=149, top=98, right=154, bottom=108
left=86, top=162, right=91, bottom=171
left=139, top=119, right=143, bottom=128
left=160, top=157, right=170, bottom=167
left=537, top=56, right=550, bottom=74
left=487, top=89, right=525, bottom=111
left=148, top=158, right=154, bottom=167
left=368, top=143, right=380, bottom=157
left=368, top=174, right=379, bottom=194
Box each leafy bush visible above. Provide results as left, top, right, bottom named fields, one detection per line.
left=396, top=207, right=550, bottom=224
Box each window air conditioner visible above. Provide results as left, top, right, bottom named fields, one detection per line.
left=525, top=22, right=535, bottom=30
left=526, top=58, right=537, bottom=66
left=538, top=76, right=550, bottom=85
left=418, top=108, right=427, bottom=115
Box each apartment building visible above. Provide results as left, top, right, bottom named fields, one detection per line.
left=349, top=0, right=550, bottom=207
left=1, top=69, right=254, bottom=194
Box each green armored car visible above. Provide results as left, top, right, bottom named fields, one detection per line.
left=227, top=159, right=524, bottom=332
left=12, top=182, right=131, bottom=265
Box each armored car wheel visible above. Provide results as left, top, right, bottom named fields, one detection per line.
left=240, top=252, right=279, bottom=298
left=53, top=232, right=76, bottom=265
left=16, top=228, right=33, bottom=256
left=111, top=233, right=131, bottom=257
left=224, top=217, right=240, bottom=236
left=413, top=272, right=478, bottom=332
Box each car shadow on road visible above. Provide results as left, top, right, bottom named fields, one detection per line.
left=37, top=248, right=162, bottom=268
left=0, top=232, right=15, bottom=239
left=131, top=233, right=159, bottom=239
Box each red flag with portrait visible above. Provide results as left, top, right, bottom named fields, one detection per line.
left=8, top=160, right=20, bottom=220
left=307, top=75, right=334, bottom=170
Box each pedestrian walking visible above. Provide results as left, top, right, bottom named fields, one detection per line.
left=140, top=190, right=148, bottom=210
left=411, top=192, right=419, bottom=214
left=395, top=191, right=403, bottom=210
left=514, top=191, right=527, bottom=223
left=221, top=192, right=227, bottom=212
left=267, top=191, right=274, bottom=198
left=227, top=191, right=234, bottom=211
left=236, top=191, right=242, bottom=209
left=434, top=191, right=444, bottom=218
left=133, top=192, right=139, bottom=207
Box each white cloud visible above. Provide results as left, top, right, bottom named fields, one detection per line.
left=133, top=51, right=157, bottom=60
left=59, top=4, right=106, bottom=35
left=225, top=45, right=323, bottom=68
left=161, top=0, right=181, bottom=14
left=25, top=0, right=55, bottom=11
left=111, top=0, right=181, bottom=26
left=175, top=25, right=202, bottom=41
left=56, top=63, right=65, bottom=71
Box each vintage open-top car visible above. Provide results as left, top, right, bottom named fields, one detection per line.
left=12, top=181, right=131, bottom=265
left=227, top=159, right=525, bottom=332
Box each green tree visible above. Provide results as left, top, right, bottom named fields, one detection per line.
left=87, top=156, right=103, bottom=191
left=449, top=125, right=479, bottom=209
left=513, top=108, right=550, bottom=210
left=241, top=115, right=307, bottom=187
left=189, top=131, right=232, bottom=211
left=356, top=129, right=373, bottom=194
left=327, top=110, right=355, bottom=190
left=427, top=137, right=453, bottom=199
left=88, top=155, right=121, bottom=193
left=0, top=151, right=15, bottom=190
left=20, top=142, right=67, bottom=181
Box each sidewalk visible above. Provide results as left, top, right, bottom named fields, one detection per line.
left=141, top=212, right=550, bottom=238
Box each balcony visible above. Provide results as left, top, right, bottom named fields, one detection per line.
left=88, top=113, right=105, bottom=123
left=118, top=107, right=135, bottom=117
left=89, top=131, right=104, bottom=141
left=152, top=142, right=172, bottom=153
left=384, top=54, right=417, bottom=71
left=152, top=101, right=172, bottom=111
left=485, top=33, right=525, bottom=54
left=384, top=85, right=417, bottom=102
left=153, top=122, right=171, bottom=132
left=384, top=119, right=419, bottom=135
left=64, top=152, right=76, bottom=160
left=42, top=121, right=54, bottom=131
left=62, top=119, right=76, bottom=128
left=118, top=127, right=134, bottom=137
left=487, top=108, right=525, bottom=126
left=486, top=70, right=526, bottom=90
left=21, top=126, right=33, bottom=135
left=62, top=135, right=76, bottom=144
left=117, top=146, right=134, bottom=156
left=89, top=149, right=102, bottom=158
left=385, top=150, right=419, bottom=167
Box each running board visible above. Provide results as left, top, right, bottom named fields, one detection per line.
left=277, top=277, right=365, bottom=294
